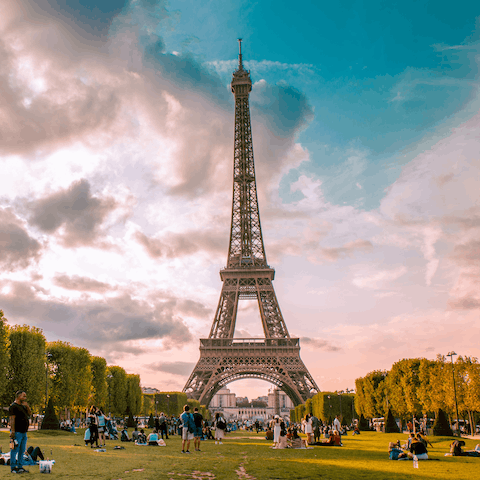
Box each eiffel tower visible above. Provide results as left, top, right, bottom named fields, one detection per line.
left=183, top=40, right=319, bottom=406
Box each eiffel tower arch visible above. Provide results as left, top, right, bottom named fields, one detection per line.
left=183, top=40, right=319, bottom=407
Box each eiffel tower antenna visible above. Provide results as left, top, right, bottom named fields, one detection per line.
left=183, top=41, right=319, bottom=406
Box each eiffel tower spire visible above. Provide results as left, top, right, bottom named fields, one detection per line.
left=183, top=41, right=319, bottom=406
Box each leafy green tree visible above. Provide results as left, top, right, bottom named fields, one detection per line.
left=7, top=325, right=46, bottom=408
left=386, top=359, right=422, bottom=419
left=108, top=366, right=127, bottom=415
left=91, top=356, right=108, bottom=409
left=47, top=341, right=92, bottom=413
left=143, top=394, right=154, bottom=416
left=359, top=371, right=387, bottom=418
left=0, top=311, right=9, bottom=401
left=125, top=374, right=142, bottom=415
left=457, top=356, right=480, bottom=435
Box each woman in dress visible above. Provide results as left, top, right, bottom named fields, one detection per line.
left=304, top=413, right=313, bottom=445
left=272, top=415, right=282, bottom=446
left=214, top=412, right=226, bottom=445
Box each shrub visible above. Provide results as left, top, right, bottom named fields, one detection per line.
left=41, top=397, right=59, bottom=430
left=384, top=409, right=400, bottom=433
left=433, top=408, right=453, bottom=436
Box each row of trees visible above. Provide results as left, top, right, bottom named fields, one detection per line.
left=290, top=391, right=356, bottom=424
left=355, top=356, right=480, bottom=434
left=0, top=310, right=142, bottom=416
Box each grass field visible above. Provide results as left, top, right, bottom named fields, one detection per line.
left=1, top=429, right=479, bottom=479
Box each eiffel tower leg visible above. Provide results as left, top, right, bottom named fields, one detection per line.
left=256, top=280, right=289, bottom=338
left=208, top=282, right=239, bottom=339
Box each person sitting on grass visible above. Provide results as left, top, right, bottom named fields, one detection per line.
left=265, top=426, right=274, bottom=441
left=147, top=429, right=160, bottom=446
left=389, top=442, right=408, bottom=460
left=408, top=437, right=428, bottom=460
left=290, top=428, right=306, bottom=449
left=121, top=426, right=131, bottom=442
left=416, top=433, right=433, bottom=449
left=138, top=429, right=147, bottom=444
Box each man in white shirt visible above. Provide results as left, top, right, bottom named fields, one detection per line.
left=333, top=415, right=341, bottom=433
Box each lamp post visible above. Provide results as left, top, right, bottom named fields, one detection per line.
left=337, top=390, right=344, bottom=421
left=166, top=395, right=170, bottom=416
left=327, top=395, right=332, bottom=423
left=107, top=374, right=113, bottom=417
left=447, top=351, right=460, bottom=435
left=345, top=388, right=355, bottom=422
left=45, top=352, right=53, bottom=414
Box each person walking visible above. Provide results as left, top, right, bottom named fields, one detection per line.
left=9, top=390, right=31, bottom=474
left=214, top=412, right=227, bottom=445
left=180, top=405, right=195, bottom=454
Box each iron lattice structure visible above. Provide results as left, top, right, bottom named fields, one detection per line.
left=183, top=40, right=319, bottom=407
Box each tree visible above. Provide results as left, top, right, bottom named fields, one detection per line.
left=125, top=374, right=142, bottom=415
left=7, top=325, right=46, bottom=408
left=41, top=397, right=59, bottom=430
left=108, top=366, right=127, bottom=415
left=47, top=341, right=92, bottom=414
left=386, top=359, right=422, bottom=419
left=0, top=311, right=9, bottom=402
left=385, top=408, right=400, bottom=433
left=91, top=356, right=108, bottom=409
left=433, top=408, right=453, bottom=436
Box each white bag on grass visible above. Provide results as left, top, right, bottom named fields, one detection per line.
left=39, top=460, right=55, bottom=473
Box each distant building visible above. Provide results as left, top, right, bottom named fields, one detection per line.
left=209, top=387, right=236, bottom=408
left=142, top=387, right=160, bottom=394
left=209, top=387, right=293, bottom=422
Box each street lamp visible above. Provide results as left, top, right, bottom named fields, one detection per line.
left=345, top=388, right=355, bottom=422
left=337, top=391, right=344, bottom=421
left=166, top=395, right=170, bottom=416
left=327, top=395, right=332, bottom=423
left=107, top=374, right=113, bottom=417
left=447, top=351, right=460, bottom=435
left=45, top=352, right=53, bottom=414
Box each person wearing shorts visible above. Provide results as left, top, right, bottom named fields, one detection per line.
left=180, top=405, right=195, bottom=454
left=192, top=407, right=204, bottom=452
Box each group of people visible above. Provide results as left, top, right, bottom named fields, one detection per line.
left=389, top=433, right=433, bottom=461
left=84, top=406, right=117, bottom=448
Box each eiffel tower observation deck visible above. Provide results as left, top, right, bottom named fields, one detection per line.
left=183, top=40, right=319, bottom=406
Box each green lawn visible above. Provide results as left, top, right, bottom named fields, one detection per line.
left=1, top=429, right=479, bottom=479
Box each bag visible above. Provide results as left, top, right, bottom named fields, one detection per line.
left=39, top=460, right=54, bottom=473
left=217, top=419, right=226, bottom=430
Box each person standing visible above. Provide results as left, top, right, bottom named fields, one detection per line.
left=192, top=407, right=204, bottom=451
left=180, top=405, right=195, bottom=454
left=159, top=412, right=168, bottom=439
left=333, top=415, right=341, bottom=433
left=9, top=390, right=31, bottom=474
left=272, top=415, right=282, bottom=446
left=96, top=409, right=107, bottom=446
left=214, top=412, right=227, bottom=445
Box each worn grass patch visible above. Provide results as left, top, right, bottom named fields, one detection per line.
left=1, top=429, right=478, bottom=479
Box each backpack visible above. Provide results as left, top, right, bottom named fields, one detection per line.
left=217, top=418, right=226, bottom=430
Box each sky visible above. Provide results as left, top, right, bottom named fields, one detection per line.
left=1, top=0, right=480, bottom=401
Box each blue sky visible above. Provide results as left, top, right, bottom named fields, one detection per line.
left=1, top=0, right=480, bottom=399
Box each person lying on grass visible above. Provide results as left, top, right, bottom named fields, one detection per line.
left=446, top=440, right=480, bottom=457
left=0, top=446, right=46, bottom=466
